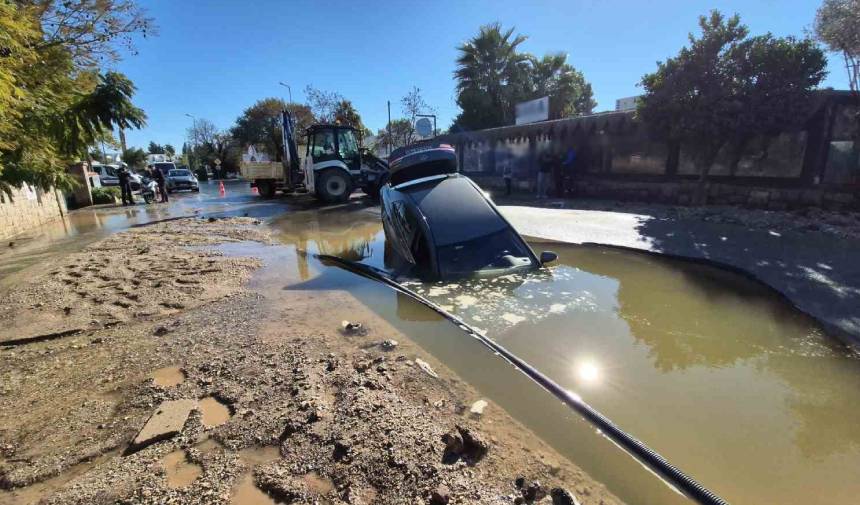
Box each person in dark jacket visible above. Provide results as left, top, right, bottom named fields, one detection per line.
left=152, top=165, right=168, bottom=203
left=117, top=167, right=134, bottom=205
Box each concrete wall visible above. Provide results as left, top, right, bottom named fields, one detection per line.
left=0, top=185, right=67, bottom=241
left=439, top=91, right=860, bottom=209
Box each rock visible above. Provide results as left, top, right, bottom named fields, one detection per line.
left=207, top=217, right=217, bottom=223
left=550, top=487, right=580, bottom=505
left=442, top=430, right=464, bottom=458
left=415, top=358, right=438, bottom=378
left=470, top=399, right=488, bottom=416
left=129, top=399, right=196, bottom=453
left=442, top=425, right=488, bottom=464
left=523, top=481, right=546, bottom=502
left=341, top=320, right=365, bottom=335
left=380, top=339, right=398, bottom=350
left=430, top=484, right=451, bottom=504
left=153, top=326, right=169, bottom=336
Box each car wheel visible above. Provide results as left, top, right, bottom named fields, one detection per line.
left=316, top=170, right=352, bottom=203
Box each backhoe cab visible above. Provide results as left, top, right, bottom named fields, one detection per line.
left=301, top=123, right=388, bottom=203
left=241, top=111, right=388, bottom=202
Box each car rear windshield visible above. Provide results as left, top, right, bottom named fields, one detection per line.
left=169, top=170, right=192, bottom=177
left=436, top=228, right=534, bottom=277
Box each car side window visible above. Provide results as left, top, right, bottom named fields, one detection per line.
left=390, top=201, right=415, bottom=264
left=105, top=166, right=117, bottom=177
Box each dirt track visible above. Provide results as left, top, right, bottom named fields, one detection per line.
left=0, top=217, right=622, bottom=505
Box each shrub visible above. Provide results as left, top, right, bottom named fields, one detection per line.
left=92, top=186, right=121, bottom=204
left=196, top=167, right=209, bottom=181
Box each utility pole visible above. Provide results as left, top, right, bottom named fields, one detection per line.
left=185, top=113, right=196, bottom=171
left=387, top=100, right=392, bottom=157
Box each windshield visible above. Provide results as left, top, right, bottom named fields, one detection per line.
left=154, top=163, right=176, bottom=172
left=436, top=228, right=534, bottom=277
left=169, top=169, right=192, bottom=177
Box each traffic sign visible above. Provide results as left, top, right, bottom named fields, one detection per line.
left=415, top=117, right=433, bottom=137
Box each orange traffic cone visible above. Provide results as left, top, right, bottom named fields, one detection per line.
left=218, top=181, right=226, bottom=196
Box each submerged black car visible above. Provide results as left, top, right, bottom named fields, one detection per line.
left=380, top=143, right=556, bottom=280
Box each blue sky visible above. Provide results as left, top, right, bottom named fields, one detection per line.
left=114, top=0, right=848, bottom=150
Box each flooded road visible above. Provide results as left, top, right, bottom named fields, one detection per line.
left=0, top=180, right=288, bottom=284
left=267, top=207, right=860, bottom=505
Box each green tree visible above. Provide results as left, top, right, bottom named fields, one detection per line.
left=528, top=53, right=596, bottom=118
left=147, top=141, right=164, bottom=154
left=333, top=99, right=366, bottom=132
left=375, top=119, right=414, bottom=152
left=637, top=11, right=825, bottom=203
left=453, top=23, right=531, bottom=130
left=164, top=144, right=175, bottom=159
left=0, top=1, right=151, bottom=197
left=814, top=0, right=860, bottom=93
left=231, top=98, right=314, bottom=162
left=122, top=147, right=147, bottom=170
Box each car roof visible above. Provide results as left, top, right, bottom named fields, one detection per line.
left=403, top=175, right=508, bottom=247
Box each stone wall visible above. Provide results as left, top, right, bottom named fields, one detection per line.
left=0, top=185, right=67, bottom=241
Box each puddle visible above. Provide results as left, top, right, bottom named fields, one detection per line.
left=253, top=208, right=860, bottom=505
left=199, top=396, right=232, bottom=427
left=152, top=366, right=185, bottom=387
left=238, top=445, right=281, bottom=466
left=302, top=472, right=334, bottom=495
left=230, top=446, right=283, bottom=505
left=231, top=472, right=281, bottom=505
left=162, top=449, right=202, bottom=488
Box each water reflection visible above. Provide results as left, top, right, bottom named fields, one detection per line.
left=267, top=208, right=860, bottom=505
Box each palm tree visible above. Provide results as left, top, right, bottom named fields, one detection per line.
left=61, top=71, right=147, bottom=158
left=454, top=23, right=531, bottom=129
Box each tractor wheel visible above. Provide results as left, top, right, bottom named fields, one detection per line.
left=257, top=180, right=276, bottom=198
left=317, top=170, right=353, bottom=203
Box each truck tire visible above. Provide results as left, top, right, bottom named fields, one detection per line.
left=257, top=180, right=276, bottom=198
left=316, top=169, right=352, bottom=203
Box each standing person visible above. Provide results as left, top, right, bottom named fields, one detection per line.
left=153, top=165, right=168, bottom=203
left=503, top=163, right=513, bottom=196
left=537, top=148, right=554, bottom=200
left=117, top=167, right=134, bottom=206
left=561, top=146, right=577, bottom=197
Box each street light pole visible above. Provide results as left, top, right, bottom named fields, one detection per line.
left=278, top=82, right=292, bottom=103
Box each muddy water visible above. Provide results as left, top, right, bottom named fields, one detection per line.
left=161, top=449, right=202, bottom=488
left=231, top=446, right=282, bottom=505
left=232, top=207, right=860, bottom=505
left=199, top=396, right=232, bottom=426
left=152, top=366, right=185, bottom=387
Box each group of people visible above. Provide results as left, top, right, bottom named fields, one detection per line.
left=116, top=165, right=168, bottom=206
left=501, top=145, right=579, bottom=199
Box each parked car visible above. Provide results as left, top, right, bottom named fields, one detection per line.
left=380, top=143, right=556, bottom=280
left=166, top=168, right=200, bottom=192
left=91, top=163, right=141, bottom=190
